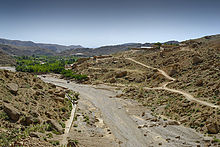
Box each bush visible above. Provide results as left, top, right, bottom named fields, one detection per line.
left=15, top=55, right=87, bottom=81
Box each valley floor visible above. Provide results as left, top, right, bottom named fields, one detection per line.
left=39, top=74, right=212, bottom=147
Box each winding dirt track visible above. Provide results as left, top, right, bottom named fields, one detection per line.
left=126, top=58, right=219, bottom=109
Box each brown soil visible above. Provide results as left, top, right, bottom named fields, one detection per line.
left=72, top=34, right=220, bottom=140
left=0, top=70, right=75, bottom=146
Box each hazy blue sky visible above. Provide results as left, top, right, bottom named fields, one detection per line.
left=0, top=0, right=219, bottom=47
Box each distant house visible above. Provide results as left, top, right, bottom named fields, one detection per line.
left=131, top=46, right=154, bottom=50
left=72, top=53, right=86, bottom=57
left=140, top=46, right=153, bottom=49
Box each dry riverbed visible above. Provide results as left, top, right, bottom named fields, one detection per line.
left=39, top=74, right=216, bottom=147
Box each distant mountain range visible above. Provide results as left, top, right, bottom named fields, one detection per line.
left=59, top=41, right=180, bottom=57
left=59, top=43, right=143, bottom=56
left=0, top=37, right=180, bottom=57
left=0, top=38, right=83, bottom=52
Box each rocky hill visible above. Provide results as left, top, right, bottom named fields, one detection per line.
left=0, top=49, right=15, bottom=65
left=0, top=70, right=77, bottom=146
left=72, top=34, right=220, bottom=138
left=0, top=44, right=55, bottom=56
left=0, top=38, right=83, bottom=53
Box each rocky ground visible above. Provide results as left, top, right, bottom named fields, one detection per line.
left=41, top=75, right=219, bottom=146
left=128, top=35, right=220, bottom=104
left=0, top=70, right=78, bottom=146
left=0, top=34, right=219, bottom=146
left=67, top=96, right=119, bottom=147
left=74, top=57, right=169, bottom=88
left=72, top=35, right=220, bottom=144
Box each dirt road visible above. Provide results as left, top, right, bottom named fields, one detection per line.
left=126, top=58, right=219, bottom=109
left=40, top=75, right=207, bottom=147
left=40, top=75, right=151, bottom=147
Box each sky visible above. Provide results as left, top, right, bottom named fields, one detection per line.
left=0, top=0, right=219, bottom=47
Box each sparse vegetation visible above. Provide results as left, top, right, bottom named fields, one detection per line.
left=0, top=70, right=76, bottom=146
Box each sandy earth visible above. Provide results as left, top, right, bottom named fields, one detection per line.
left=126, top=58, right=219, bottom=109
left=0, top=66, right=213, bottom=146
left=40, top=74, right=210, bottom=147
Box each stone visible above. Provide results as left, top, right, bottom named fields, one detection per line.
left=206, top=123, right=219, bottom=134
left=167, top=120, right=180, bottom=125
left=195, top=80, right=203, bottom=86
left=21, top=116, right=34, bottom=126
left=35, top=91, right=42, bottom=95
left=180, top=118, right=188, bottom=123
left=3, top=103, right=20, bottom=121
left=169, top=68, right=177, bottom=76
left=53, top=97, right=64, bottom=103
left=49, top=83, right=56, bottom=88
left=47, top=119, right=64, bottom=134
left=7, top=83, right=18, bottom=95
left=55, top=92, right=65, bottom=98
left=29, top=132, right=39, bottom=138
left=192, top=56, right=203, bottom=65
left=4, top=70, right=10, bottom=78
left=48, top=90, right=54, bottom=94
left=45, top=112, right=52, bottom=119
left=35, top=84, right=43, bottom=89
left=115, top=71, right=127, bottom=78
left=109, top=78, right=116, bottom=83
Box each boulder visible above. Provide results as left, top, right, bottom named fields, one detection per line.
left=35, top=84, right=43, bottom=89
left=3, top=103, right=20, bottom=121
left=169, top=68, right=177, bottom=76
left=109, top=78, right=116, bottom=83
left=4, top=70, right=10, bottom=78
left=53, top=97, right=64, bottom=103
left=7, top=83, right=18, bottom=95
left=21, top=116, right=34, bottom=126
left=29, top=132, right=40, bottom=138
left=166, top=120, right=180, bottom=125
left=192, top=56, right=203, bottom=65
left=49, top=83, right=56, bottom=88
left=56, top=92, right=65, bottom=98
left=47, top=119, right=64, bottom=134
left=31, top=111, right=39, bottom=117
left=195, top=80, right=203, bottom=86
left=206, top=123, right=219, bottom=134
left=115, top=71, right=127, bottom=78
left=48, top=90, right=54, bottom=94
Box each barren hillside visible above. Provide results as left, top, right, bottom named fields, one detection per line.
left=0, top=49, right=15, bottom=65
left=0, top=70, right=76, bottom=146
left=72, top=35, right=220, bottom=140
